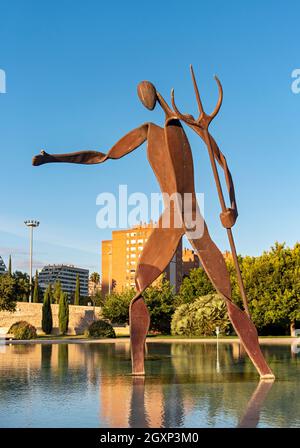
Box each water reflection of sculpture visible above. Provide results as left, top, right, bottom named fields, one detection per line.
left=169, top=342, right=272, bottom=427
left=0, top=343, right=299, bottom=427
left=99, top=370, right=273, bottom=428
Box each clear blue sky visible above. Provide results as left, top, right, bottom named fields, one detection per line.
left=0, top=0, right=299, bottom=274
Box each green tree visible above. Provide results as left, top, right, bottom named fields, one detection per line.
left=102, top=278, right=175, bottom=334
left=8, top=255, right=12, bottom=277
left=58, top=291, right=69, bottom=335
left=53, top=280, right=62, bottom=304
left=0, top=274, right=16, bottom=312
left=144, top=278, right=175, bottom=333
left=175, top=268, right=215, bottom=306
left=171, top=293, right=231, bottom=336
left=92, top=290, right=104, bottom=307
left=42, top=285, right=53, bottom=334
left=13, top=271, right=30, bottom=302
left=33, top=270, right=39, bottom=303
left=48, top=284, right=53, bottom=303
left=89, top=273, right=102, bottom=315
left=228, top=242, right=300, bottom=335
left=74, top=274, right=80, bottom=305
left=102, top=289, right=135, bottom=324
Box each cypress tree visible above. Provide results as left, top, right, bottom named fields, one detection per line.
left=58, top=291, right=69, bottom=335
left=8, top=255, right=12, bottom=277
left=74, top=274, right=80, bottom=305
left=48, top=284, right=53, bottom=303
left=53, top=280, right=62, bottom=304
left=42, top=285, right=53, bottom=334
left=33, top=270, right=39, bottom=303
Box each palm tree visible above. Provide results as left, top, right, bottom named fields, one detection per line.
left=89, top=272, right=100, bottom=319
left=90, top=272, right=100, bottom=294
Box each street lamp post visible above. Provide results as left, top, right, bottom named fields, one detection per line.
left=24, top=220, right=40, bottom=302
left=108, top=251, right=112, bottom=295
left=216, top=326, right=220, bottom=373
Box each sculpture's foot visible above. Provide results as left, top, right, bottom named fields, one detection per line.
left=260, top=374, right=275, bottom=380
left=130, top=295, right=150, bottom=376
left=226, top=300, right=275, bottom=379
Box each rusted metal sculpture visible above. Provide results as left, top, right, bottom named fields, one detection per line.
left=32, top=66, right=274, bottom=379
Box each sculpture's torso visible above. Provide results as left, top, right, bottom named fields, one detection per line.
left=146, top=121, right=198, bottom=226
left=147, top=121, right=195, bottom=195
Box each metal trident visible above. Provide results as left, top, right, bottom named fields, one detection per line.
left=171, top=65, right=250, bottom=317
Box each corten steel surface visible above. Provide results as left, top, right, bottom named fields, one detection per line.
left=32, top=67, right=274, bottom=379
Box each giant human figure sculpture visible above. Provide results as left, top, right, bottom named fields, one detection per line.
left=32, top=66, right=274, bottom=379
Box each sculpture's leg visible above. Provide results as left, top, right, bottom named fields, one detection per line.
left=130, top=207, right=184, bottom=375
left=130, top=293, right=150, bottom=375
left=188, top=222, right=275, bottom=379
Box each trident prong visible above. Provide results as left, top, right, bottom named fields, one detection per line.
left=171, top=65, right=223, bottom=129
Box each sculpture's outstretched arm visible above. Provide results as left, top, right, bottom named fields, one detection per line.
left=32, top=124, right=149, bottom=166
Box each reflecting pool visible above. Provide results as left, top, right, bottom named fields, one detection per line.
left=0, top=341, right=299, bottom=428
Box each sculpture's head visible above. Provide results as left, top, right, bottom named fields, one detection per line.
left=137, top=81, right=157, bottom=110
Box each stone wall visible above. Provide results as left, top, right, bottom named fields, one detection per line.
left=0, top=302, right=101, bottom=335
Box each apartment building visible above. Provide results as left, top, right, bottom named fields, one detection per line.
left=0, top=256, right=7, bottom=275
left=39, top=264, right=89, bottom=297
left=182, top=248, right=200, bottom=278
left=101, top=223, right=182, bottom=295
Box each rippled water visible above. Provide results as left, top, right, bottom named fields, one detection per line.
left=0, top=340, right=299, bottom=428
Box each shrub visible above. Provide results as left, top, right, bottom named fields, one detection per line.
left=171, top=294, right=231, bottom=337
left=85, top=320, right=116, bottom=338
left=9, top=321, right=37, bottom=340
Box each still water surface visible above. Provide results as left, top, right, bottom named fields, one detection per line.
left=0, top=341, right=299, bottom=428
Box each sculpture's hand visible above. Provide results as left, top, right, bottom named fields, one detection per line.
left=32, top=149, right=108, bottom=166
left=32, top=150, right=49, bottom=166
left=220, top=208, right=237, bottom=228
